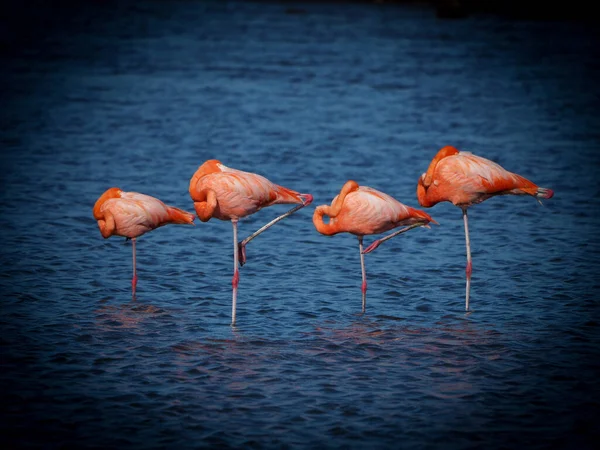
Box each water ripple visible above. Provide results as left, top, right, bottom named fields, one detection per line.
left=1, top=0, right=600, bottom=449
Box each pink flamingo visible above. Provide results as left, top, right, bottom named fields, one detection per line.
left=189, top=160, right=313, bottom=325
left=416, top=146, right=554, bottom=311
left=313, top=180, right=437, bottom=311
left=93, top=187, right=195, bottom=296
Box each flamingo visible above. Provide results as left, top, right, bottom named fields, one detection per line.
left=313, top=180, right=437, bottom=311
left=416, top=146, right=554, bottom=311
left=189, top=160, right=313, bottom=325
left=93, top=187, right=195, bottom=296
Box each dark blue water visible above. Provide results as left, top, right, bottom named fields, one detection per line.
left=2, top=1, right=600, bottom=448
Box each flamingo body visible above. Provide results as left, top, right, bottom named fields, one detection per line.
left=93, top=187, right=195, bottom=295
left=189, top=160, right=312, bottom=325
left=94, top=188, right=195, bottom=239
left=313, top=180, right=436, bottom=310
left=416, top=146, right=554, bottom=311
left=314, top=182, right=435, bottom=236
left=417, top=146, right=553, bottom=207
left=189, top=160, right=311, bottom=221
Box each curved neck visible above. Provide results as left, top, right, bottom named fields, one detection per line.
left=193, top=189, right=217, bottom=222
left=423, top=146, right=459, bottom=187
left=97, top=211, right=116, bottom=238
left=313, top=180, right=359, bottom=236
left=416, top=177, right=434, bottom=207
left=312, top=205, right=336, bottom=236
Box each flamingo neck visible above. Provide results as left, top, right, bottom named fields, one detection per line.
left=312, top=206, right=337, bottom=236
left=416, top=177, right=435, bottom=207
left=423, top=146, right=459, bottom=188
left=193, top=189, right=217, bottom=222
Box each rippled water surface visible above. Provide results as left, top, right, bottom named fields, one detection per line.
left=2, top=1, right=600, bottom=448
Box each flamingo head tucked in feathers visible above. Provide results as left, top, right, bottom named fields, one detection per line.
left=194, top=159, right=224, bottom=178
left=93, top=187, right=122, bottom=220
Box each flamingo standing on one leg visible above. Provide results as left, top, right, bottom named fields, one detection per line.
left=313, top=180, right=437, bottom=311
left=189, top=160, right=313, bottom=326
left=93, top=187, right=195, bottom=296
left=416, top=146, right=554, bottom=311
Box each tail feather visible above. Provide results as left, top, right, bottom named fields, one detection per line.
left=512, top=184, right=553, bottom=206
left=536, top=187, right=554, bottom=199
left=274, top=185, right=305, bottom=204
left=511, top=173, right=553, bottom=200
left=167, top=206, right=195, bottom=224
left=416, top=209, right=439, bottom=226
left=407, top=207, right=439, bottom=226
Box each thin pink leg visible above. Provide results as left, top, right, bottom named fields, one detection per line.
left=462, top=208, right=472, bottom=311
left=362, top=223, right=421, bottom=254
left=132, top=237, right=137, bottom=297
left=231, top=219, right=239, bottom=326
left=238, top=194, right=312, bottom=266
left=359, top=236, right=367, bottom=312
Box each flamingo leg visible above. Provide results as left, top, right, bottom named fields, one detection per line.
left=362, top=224, right=421, bottom=255
left=238, top=196, right=312, bottom=266
left=359, top=236, right=367, bottom=312
left=462, top=207, right=472, bottom=311
left=232, top=219, right=240, bottom=326
left=132, top=237, right=138, bottom=297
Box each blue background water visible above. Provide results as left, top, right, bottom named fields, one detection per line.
left=1, top=1, right=599, bottom=448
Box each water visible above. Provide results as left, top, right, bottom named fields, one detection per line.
left=1, top=1, right=600, bottom=448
